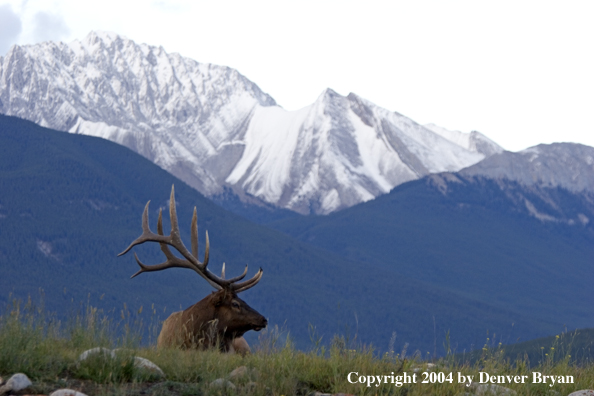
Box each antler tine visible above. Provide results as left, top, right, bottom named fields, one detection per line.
left=191, top=207, right=198, bottom=258
left=218, top=262, right=249, bottom=285
left=161, top=185, right=204, bottom=268
left=226, top=264, right=248, bottom=283
left=157, top=208, right=164, bottom=234
left=201, top=231, right=210, bottom=269
left=191, top=229, right=234, bottom=288
left=169, top=185, right=181, bottom=239
left=156, top=209, right=188, bottom=262
left=232, top=268, right=264, bottom=293
left=130, top=252, right=149, bottom=278
left=118, top=200, right=169, bottom=256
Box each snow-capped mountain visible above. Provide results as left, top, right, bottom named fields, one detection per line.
left=0, top=31, right=501, bottom=214
left=0, top=31, right=276, bottom=197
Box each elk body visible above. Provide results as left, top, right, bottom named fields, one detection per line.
left=156, top=297, right=258, bottom=354
left=119, top=186, right=267, bottom=353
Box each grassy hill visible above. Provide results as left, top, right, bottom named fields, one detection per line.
left=0, top=114, right=579, bottom=354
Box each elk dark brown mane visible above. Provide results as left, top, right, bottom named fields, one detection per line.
left=118, top=186, right=267, bottom=353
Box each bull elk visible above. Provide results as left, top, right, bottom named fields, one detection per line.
left=118, top=186, right=267, bottom=353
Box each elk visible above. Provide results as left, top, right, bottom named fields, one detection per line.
left=118, top=186, right=267, bottom=353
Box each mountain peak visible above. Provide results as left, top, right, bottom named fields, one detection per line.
left=84, top=30, right=123, bottom=44
left=314, top=87, right=341, bottom=103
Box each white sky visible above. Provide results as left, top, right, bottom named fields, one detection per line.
left=1, top=0, right=593, bottom=152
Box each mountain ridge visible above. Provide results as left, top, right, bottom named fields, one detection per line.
left=0, top=31, right=502, bottom=214
left=460, top=143, right=594, bottom=194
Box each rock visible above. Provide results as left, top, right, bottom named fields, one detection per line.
left=49, top=390, right=89, bottom=396
left=0, top=373, right=32, bottom=394
left=474, top=384, right=517, bottom=395
left=307, top=392, right=332, bottom=396
left=133, top=356, right=165, bottom=378
left=210, top=378, right=237, bottom=391
left=333, top=393, right=356, bottom=396
left=77, top=346, right=165, bottom=379
left=568, top=391, right=594, bottom=396
left=78, top=347, right=113, bottom=361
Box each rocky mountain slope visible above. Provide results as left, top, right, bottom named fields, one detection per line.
left=460, top=143, right=594, bottom=194
left=0, top=31, right=502, bottom=214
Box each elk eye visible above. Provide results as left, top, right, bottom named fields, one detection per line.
left=232, top=301, right=240, bottom=309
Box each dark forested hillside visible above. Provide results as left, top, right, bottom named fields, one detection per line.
left=269, top=173, right=594, bottom=335
left=0, top=114, right=581, bottom=354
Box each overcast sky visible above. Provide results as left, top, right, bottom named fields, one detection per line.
left=1, top=0, right=593, bottom=152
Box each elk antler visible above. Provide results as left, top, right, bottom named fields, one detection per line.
left=118, top=185, right=263, bottom=292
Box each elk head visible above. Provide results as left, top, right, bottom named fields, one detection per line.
left=118, top=185, right=267, bottom=352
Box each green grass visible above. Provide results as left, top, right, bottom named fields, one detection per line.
left=1, top=298, right=593, bottom=396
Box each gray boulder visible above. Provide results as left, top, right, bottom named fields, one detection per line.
left=0, top=373, right=32, bottom=394
left=49, top=390, right=89, bottom=396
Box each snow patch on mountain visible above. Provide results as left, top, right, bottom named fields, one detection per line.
left=424, top=123, right=504, bottom=157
